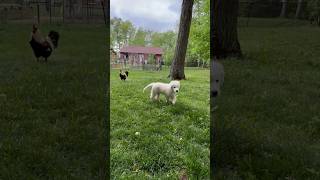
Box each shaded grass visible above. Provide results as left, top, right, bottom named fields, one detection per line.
left=0, top=24, right=107, bottom=179
left=238, top=17, right=311, bottom=28
left=111, top=68, right=210, bottom=179
left=214, top=20, right=320, bottom=179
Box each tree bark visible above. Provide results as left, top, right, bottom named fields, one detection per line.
left=104, top=1, right=110, bottom=179
left=295, top=0, right=303, bottom=19
left=212, top=0, right=242, bottom=59
left=280, top=0, right=287, bottom=18
left=169, top=0, right=194, bottom=80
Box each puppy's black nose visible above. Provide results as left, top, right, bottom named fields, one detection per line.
left=211, top=91, right=218, bottom=97
left=176, top=90, right=179, bottom=92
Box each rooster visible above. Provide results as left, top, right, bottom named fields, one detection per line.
left=29, top=24, right=60, bottom=62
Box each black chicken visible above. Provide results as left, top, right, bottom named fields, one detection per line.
left=29, top=25, right=60, bottom=62
left=119, top=70, right=129, bottom=81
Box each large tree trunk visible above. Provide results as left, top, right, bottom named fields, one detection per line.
left=295, top=0, right=303, bottom=19
left=280, top=0, right=287, bottom=18
left=212, top=0, right=242, bottom=59
left=169, top=0, right=194, bottom=80
left=211, top=0, right=241, bottom=176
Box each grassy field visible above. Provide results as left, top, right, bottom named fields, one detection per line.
left=214, top=18, right=320, bottom=179
left=0, top=24, right=108, bottom=179
left=110, top=67, right=210, bottom=179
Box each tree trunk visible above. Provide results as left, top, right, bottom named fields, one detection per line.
left=295, top=0, right=303, bottom=19
left=104, top=1, right=110, bottom=179
left=212, top=0, right=242, bottom=59
left=101, top=0, right=108, bottom=25
left=169, top=0, right=194, bottom=80
left=280, top=0, right=287, bottom=18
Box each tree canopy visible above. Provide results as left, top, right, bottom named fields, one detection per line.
left=188, top=0, right=210, bottom=66
left=110, top=0, right=210, bottom=66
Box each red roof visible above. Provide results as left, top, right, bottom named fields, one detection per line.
left=120, top=46, right=163, bottom=55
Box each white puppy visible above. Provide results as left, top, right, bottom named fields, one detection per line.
left=143, top=80, right=180, bottom=104
left=211, top=60, right=224, bottom=98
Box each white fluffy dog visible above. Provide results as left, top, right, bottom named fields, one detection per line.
left=143, top=80, right=180, bottom=104
left=211, top=60, right=224, bottom=97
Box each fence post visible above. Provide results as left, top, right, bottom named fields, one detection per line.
left=37, top=4, right=40, bottom=24
left=49, top=0, right=52, bottom=24
left=101, top=0, right=107, bottom=25
left=246, top=2, right=254, bottom=27
left=62, top=0, right=65, bottom=24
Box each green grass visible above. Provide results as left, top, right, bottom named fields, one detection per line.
left=110, top=67, right=210, bottom=179
left=238, top=17, right=311, bottom=28
left=214, top=19, right=320, bottom=179
left=0, top=24, right=108, bottom=179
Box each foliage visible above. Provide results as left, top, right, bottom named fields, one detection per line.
left=110, top=0, right=210, bottom=67
left=307, top=0, right=320, bottom=18
left=110, top=17, right=177, bottom=65
left=239, top=0, right=282, bottom=18
left=151, top=31, right=177, bottom=65
left=238, top=0, right=313, bottom=19
left=129, top=27, right=148, bottom=46
left=110, top=17, right=135, bottom=50
left=188, top=0, right=210, bottom=66
left=110, top=18, right=172, bottom=66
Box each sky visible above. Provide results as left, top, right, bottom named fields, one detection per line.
left=110, top=0, right=181, bottom=32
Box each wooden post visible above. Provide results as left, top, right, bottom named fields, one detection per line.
left=246, top=1, right=253, bottom=27
left=280, top=0, right=287, bottom=18
left=295, top=0, right=303, bottom=19
left=101, top=0, right=107, bottom=25
left=37, top=4, right=40, bottom=24
left=62, top=0, right=65, bottom=24
left=86, top=0, right=89, bottom=23
left=49, top=0, right=52, bottom=24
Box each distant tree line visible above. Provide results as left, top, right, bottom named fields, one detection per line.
left=239, top=0, right=320, bottom=25
left=110, top=0, right=210, bottom=67
left=110, top=17, right=177, bottom=66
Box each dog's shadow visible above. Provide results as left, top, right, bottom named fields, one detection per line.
left=147, top=100, right=195, bottom=116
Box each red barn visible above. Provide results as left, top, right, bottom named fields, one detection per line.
left=119, top=46, right=163, bottom=70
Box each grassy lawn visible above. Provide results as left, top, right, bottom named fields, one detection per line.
left=0, top=24, right=107, bottom=179
left=111, top=67, right=210, bottom=179
left=214, top=19, right=320, bottom=179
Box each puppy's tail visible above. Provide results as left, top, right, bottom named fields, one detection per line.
left=143, top=83, right=154, bottom=93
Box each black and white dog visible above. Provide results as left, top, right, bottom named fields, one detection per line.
left=29, top=24, right=60, bottom=62
left=119, top=70, right=129, bottom=81
left=211, top=60, right=224, bottom=111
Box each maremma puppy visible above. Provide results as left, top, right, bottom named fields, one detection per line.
left=211, top=60, right=224, bottom=97
left=143, top=80, right=180, bottom=104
